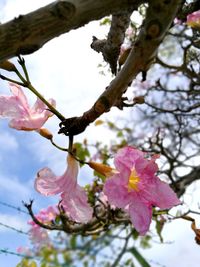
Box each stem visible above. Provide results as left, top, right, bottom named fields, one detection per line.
left=0, top=74, right=24, bottom=86
left=51, top=138, right=69, bottom=152
left=68, top=135, right=74, bottom=152
left=50, top=138, right=86, bottom=164
left=18, top=55, right=30, bottom=82
left=129, top=247, right=151, bottom=267
left=27, top=82, right=65, bottom=121
left=14, top=68, right=65, bottom=121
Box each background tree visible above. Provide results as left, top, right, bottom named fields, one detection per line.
left=0, top=0, right=200, bottom=266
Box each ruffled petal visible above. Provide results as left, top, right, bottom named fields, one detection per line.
left=114, top=146, right=144, bottom=172
left=104, top=174, right=132, bottom=208
left=35, top=167, right=65, bottom=196
left=0, top=96, right=24, bottom=118
left=129, top=196, right=152, bottom=235
left=61, top=185, right=93, bottom=223
left=10, top=98, right=56, bottom=130
left=143, top=178, right=181, bottom=209
left=9, top=83, right=29, bottom=110
left=9, top=114, right=50, bottom=130
left=135, top=155, right=159, bottom=179
left=35, top=155, right=79, bottom=196
left=0, top=83, right=56, bottom=131
left=31, top=98, right=56, bottom=118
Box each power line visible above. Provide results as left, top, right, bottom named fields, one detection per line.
left=0, top=248, right=38, bottom=260
left=0, top=221, right=28, bottom=235
left=0, top=200, right=29, bottom=215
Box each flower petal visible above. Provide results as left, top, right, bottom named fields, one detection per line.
left=114, top=146, right=144, bottom=172
left=0, top=96, right=24, bottom=117
left=10, top=98, right=56, bottom=130
left=35, top=155, right=79, bottom=196
left=104, top=174, right=132, bottom=208
left=187, top=10, right=200, bottom=28
left=35, top=167, right=65, bottom=196
left=61, top=185, right=93, bottom=223
left=31, top=98, right=56, bottom=118
left=0, top=83, right=56, bottom=131
left=9, top=83, right=29, bottom=110
left=129, top=196, right=152, bottom=235
left=144, top=178, right=181, bottom=209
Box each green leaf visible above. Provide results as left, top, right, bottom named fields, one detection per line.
left=70, top=235, right=77, bottom=249
left=117, top=131, right=123, bottom=138
left=140, top=235, right=151, bottom=249
left=156, top=219, right=165, bottom=243
left=100, top=18, right=111, bottom=26
left=129, top=247, right=151, bottom=267
left=73, top=142, right=90, bottom=163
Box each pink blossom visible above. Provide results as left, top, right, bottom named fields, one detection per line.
left=17, top=246, right=33, bottom=256
left=28, top=205, right=58, bottom=226
left=0, top=83, right=55, bottom=130
left=187, top=10, right=200, bottom=29
left=29, top=226, right=51, bottom=249
left=35, top=154, right=93, bottom=223
left=104, top=146, right=180, bottom=235
left=27, top=206, right=58, bottom=249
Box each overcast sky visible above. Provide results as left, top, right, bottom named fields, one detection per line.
left=0, top=1, right=200, bottom=267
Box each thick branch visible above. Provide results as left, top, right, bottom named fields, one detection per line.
left=91, top=10, right=134, bottom=75
left=0, top=0, right=141, bottom=62
left=173, top=166, right=200, bottom=197
left=59, top=0, right=182, bottom=136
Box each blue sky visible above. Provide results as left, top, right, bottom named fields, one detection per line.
left=0, top=1, right=113, bottom=266
left=0, top=1, right=200, bottom=267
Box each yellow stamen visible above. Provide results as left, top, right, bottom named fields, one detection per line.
left=128, top=169, right=140, bottom=191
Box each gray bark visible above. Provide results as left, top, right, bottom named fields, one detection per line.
left=0, top=0, right=141, bottom=62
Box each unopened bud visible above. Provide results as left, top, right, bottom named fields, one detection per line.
left=88, top=161, right=117, bottom=177
left=133, top=96, right=145, bottom=104
left=0, top=60, right=16, bottom=72
left=38, top=128, right=53, bottom=140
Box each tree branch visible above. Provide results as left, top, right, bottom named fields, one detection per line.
left=59, top=0, right=182, bottom=136
left=173, top=166, right=200, bottom=197
left=91, top=10, right=134, bottom=75
left=0, top=0, right=142, bottom=62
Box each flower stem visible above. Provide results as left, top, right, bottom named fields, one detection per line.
left=14, top=68, right=65, bottom=121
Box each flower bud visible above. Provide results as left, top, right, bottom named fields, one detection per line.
left=88, top=161, right=117, bottom=177
left=0, top=60, right=16, bottom=71
left=38, top=128, right=53, bottom=140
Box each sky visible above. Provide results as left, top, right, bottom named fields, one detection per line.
left=0, top=1, right=200, bottom=267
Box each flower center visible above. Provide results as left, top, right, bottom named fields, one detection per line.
left=128, top=168, right=140, bottom=191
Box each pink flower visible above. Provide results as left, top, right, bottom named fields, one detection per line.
left=29, top=226, right=51, bottom=249
left=27, top=206, right=58, bottom=249
left=35, top=154, right=93, bottom=223
left=103, top=146, right=180, bottom=235
left=0, top=83, right=55, bottom=130
left=28, top=205, right=58, bottom=226
left=17, top=246, right=33, bottom=256
left=187, top=10, right=200, bottom=29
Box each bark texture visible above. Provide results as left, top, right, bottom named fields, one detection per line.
left=59, top=0, right=182, bottom=136
left=0, top=0, right=140, bottom=62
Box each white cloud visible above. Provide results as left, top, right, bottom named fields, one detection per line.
left=0, top=213, right=28, bottom=233
left=0, top=131, right=19, bottom=151
left=0, top=174, right=31, bottom=200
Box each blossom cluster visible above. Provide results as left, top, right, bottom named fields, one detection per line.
left=0, top=83, right=180, bottom=241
